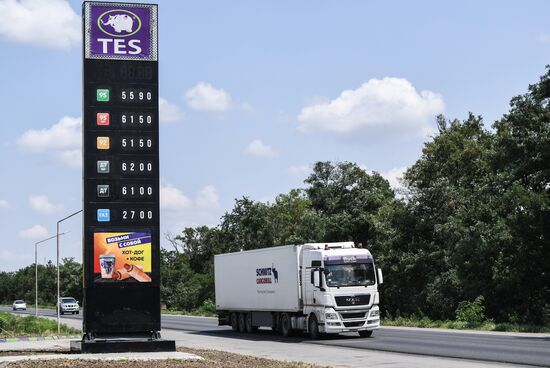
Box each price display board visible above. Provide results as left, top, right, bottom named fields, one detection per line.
left=82, top=1, right=159, bottom=338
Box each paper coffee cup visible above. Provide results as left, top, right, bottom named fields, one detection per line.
left=99, top=254, right=116, bottom=279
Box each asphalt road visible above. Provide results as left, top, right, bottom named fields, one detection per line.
left=3, top=306, right=549, bottom=367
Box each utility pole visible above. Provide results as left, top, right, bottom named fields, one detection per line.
left=56, top=210, right=82, bottom=333
left=34, top=233, right=65, bottom=317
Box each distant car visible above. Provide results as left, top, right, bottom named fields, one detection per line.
left=58, top=297, right=79, bottom=315
left=12, top=300, right=26, bottom=311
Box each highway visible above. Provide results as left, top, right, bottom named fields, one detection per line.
left=3, top=306, right=549, bottom=367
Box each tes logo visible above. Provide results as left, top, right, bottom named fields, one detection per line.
left=96, top=9, right=143, bottom=55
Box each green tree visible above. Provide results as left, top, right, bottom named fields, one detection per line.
left=305, top=161, right=394, bottom=244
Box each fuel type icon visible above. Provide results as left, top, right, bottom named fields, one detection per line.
left=96, top=89, right=110, bottom=102
left=97, top=137, right=110, bottom=150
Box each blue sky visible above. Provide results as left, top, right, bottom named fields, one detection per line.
left=0, top=0, right=549, bottom=271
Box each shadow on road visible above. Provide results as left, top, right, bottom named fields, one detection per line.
left=188, top=328, right=369, bottom=344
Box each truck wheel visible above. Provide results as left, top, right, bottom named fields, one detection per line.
left=245, top=313, right=258, bottom=333
left=359, top=330, right=373, bottom=338
left=230, top=313, right=239, bottom=331
left=308, top=315, right=320, bottom=339
left=238, top=313, right=246, bottom=333
left=280, top=313, right=292, bottom=337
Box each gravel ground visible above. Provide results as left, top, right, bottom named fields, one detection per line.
left=0, top=347, right=326, bottom=368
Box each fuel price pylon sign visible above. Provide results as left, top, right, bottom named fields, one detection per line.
left=81, top=2, right=167, bottom=346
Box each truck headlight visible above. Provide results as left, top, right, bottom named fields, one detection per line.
left=325, top=312, right=339, bottom=320
left=370, top=310, right=380, bottom=317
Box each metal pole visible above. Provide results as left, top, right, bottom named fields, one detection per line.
left=56, top=209, right=82, bottom=334
left=35, top=243, right=37, bottom=317
left=57, top=221, right=60, bottom=334
left=34, top=234, right=63, bottom=317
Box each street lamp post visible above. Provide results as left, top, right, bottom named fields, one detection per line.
left=56, top=210, right=82, bottom=334
left=34, top=233, right=66, bottom=317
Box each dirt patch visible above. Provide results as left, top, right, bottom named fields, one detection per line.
left=0, top=347, right=327, bottom=368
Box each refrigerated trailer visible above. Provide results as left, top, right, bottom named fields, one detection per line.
left=214, top=242, right=383, bottom=338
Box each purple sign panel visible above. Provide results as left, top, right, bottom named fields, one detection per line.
left=84, top=2, right=157, bottom=60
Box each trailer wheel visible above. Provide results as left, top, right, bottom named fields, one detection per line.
left=359, top=330, right=373, bottom=338
left=245, top=313, right=258, bottom=333
left=238, top=313, right=246, bottom=333
left=280, top=313, right=292, bottom=337
left=308, top=315, right=320, bottom=339
left=230, top=313, right=239, bottom=331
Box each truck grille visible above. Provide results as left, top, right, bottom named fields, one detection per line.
left=335, top=294, right=370, bottom=306
left=340, top=312, right=366, bottom=319
left=343, top=321, right=364, bottom=328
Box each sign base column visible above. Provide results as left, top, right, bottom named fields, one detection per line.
left=70, top=334, right=175, bottom=353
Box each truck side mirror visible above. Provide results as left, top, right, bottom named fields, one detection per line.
left=377, top=268, right=384, bottom=285
left=313, top=269, right=321, bottom=288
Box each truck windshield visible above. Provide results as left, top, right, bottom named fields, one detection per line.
left=324, top=262, right=376, bottom=287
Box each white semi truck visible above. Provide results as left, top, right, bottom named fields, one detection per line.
left=214, top=242, right=383, bottom=338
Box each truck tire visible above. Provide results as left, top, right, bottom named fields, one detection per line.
left=238, top=313, right=246, bottom=333
left=359, top=330, right=373, bottom=338
left=280, top=313, right=292, bottom=337
left=230, top=313, right=239, bottom=331
left=308, top=315, right=320, bottom=339
left=245, top=313, right=258, bottom=333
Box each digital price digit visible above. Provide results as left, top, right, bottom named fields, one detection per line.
left=120, top=160, right=154, bottom=174
left=120, top=137, right=154, bottom=151
left=119, top=88, right=153, bottom=103
left=120, top=184, right=154, bottom=198
left=120, top=112, right=154, bottom=127
left=121, top=208, right=154, bottom=222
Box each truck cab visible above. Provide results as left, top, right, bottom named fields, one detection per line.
left=300, top=242, right=382, bottom=337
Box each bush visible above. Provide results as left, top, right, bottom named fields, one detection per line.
left=196, top=298, right=216, bottom=316
left=456, top=295, right=487, bottom=325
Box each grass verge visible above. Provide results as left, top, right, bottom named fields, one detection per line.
left=0, top=347, right=326, bottom=368
left=0, top=312, right=79, bottom=338
left=382, top=317, right=550, bottom=333
left=162, top=309, right=216, bottom=317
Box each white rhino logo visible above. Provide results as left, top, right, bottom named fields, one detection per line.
left=101, top=14, right=134, bottom=33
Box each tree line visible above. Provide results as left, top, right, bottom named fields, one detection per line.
left=0, top=258, right=82, bottom=306
left=161, top=68, right=550, bottom=325
left=1, top=69, right=549, bottom=326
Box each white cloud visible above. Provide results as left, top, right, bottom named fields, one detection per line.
left=196, top=185, right=219, bottom=209
left=245, top=139, right=278, bottom=158
left=17, top=116, right=82, bottom=168
left=29, top=195, right=62, bottom=214
left=0, top=200, right=9, bottom=209
left=18, top=224, right=49, bottom=240
left=18, top=116, right=81, bottom=152
left=160, top=182, right=222, bottom=238
left=185, top=82, right=231, bottom=111
left=160, top=184, right=192, bottom=211
left=287, top=165, right=312, bottom=179
left=159, top=97, right=183, bottom=124
left=381, top=166, right=407, bottom=191
left=298, top=77, right=444, bottom=138
left=55, top=149, right=81, bottom=168
left=0, top=0, right=80, bottom=49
